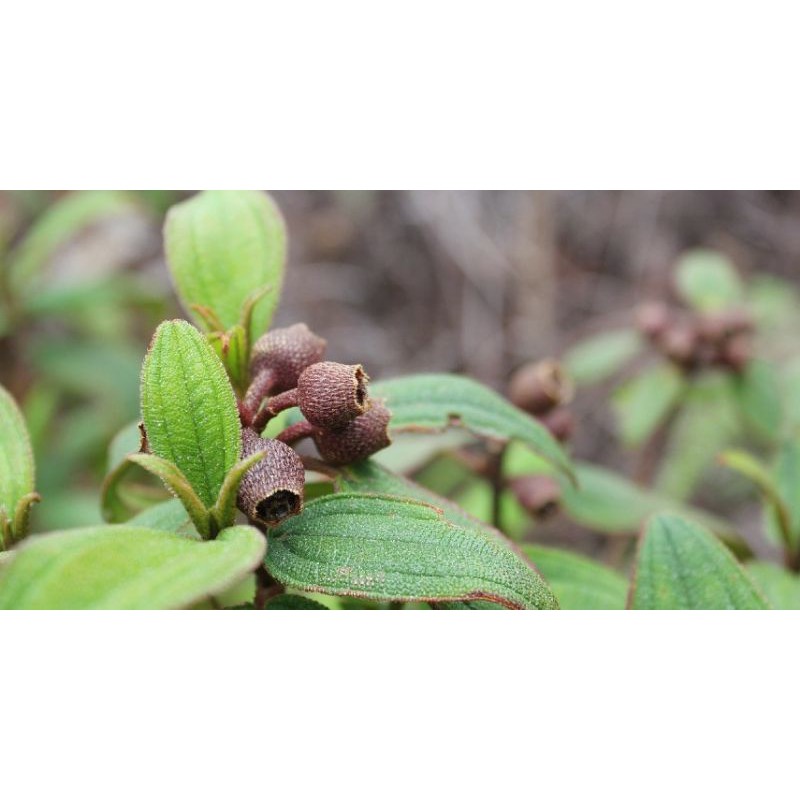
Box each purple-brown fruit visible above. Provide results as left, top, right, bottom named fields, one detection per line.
left=508, top=359, right=573, bottom=417
left=296, top=361, right=369, bottom=430
left=237, top=428, right=305, bottom=525
left=313, top=400, right=392, bottom=466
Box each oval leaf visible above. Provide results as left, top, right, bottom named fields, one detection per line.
left=675, top=249, right=744, bottom=312
left=141, top=320, right=241, bottom=507
left=265, top=492, right=559, bottom=609
left=629, top=513, right=768, bottom=610
left=164, top=190, right=286, bottom=340
left=563, top=329, right=642, bottom=386
left=522, top=545, right=628, bottom=610
left=0, top=524, right=265, bottom=609
left=371, top=374, right=573, bottom=482
left=612, top=364, right=685, bottom=447
left=0, top=384, right=36, bottom=544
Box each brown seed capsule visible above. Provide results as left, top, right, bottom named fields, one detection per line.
left=509, top=475, right=562, bottom=520
left=508, top=359, right=574, bottom=417
left=313, top=400, right=392, bottom=466
left=237, top=428, right=305, bottom=525
left=296, top=361, right=370, bottom=430
left=249, top=323, right=327, bottom=394
left=539, top=406, right=576, bottom=443
left=635, top=302, right=672, bottom=342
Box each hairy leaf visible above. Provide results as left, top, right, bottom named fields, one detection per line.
left=140, top=320, right=241, bottom=507
left=164, top=190, right=285, bottom=340
left=264, top=594, right=330, bottom=610
left=0, top=385, right=35, bottom=519
left=128, top=498, right=198, bottom=538
left=675, top=249, right=744, bottom=312
left=563, top=329, right=642, bottom=386
left=522, top=545, right=628, bottom=610
left=266, top=492, right=559, bottom=609
left=371, top=374, right=573, bottom=482
left=629, top=514, right=768, bottom=610
left=128, top=454, right=211, bottom=538
left=613, top=364, right=685, bottom=447
left=101, top=420, right=166, bottom=523
left=0, top=525, right=265, bottom=610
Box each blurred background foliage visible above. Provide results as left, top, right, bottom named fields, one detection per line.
left=2, top=190, right=800, bottom=576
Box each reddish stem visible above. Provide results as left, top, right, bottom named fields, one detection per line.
left=277, top=419, right=316, bottom=446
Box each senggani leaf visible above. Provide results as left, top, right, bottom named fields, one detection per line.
left=522, top=545, right=628, bottom=610
left=563, top=329, right=642, bottom=386
left=265, top=492, right=559, bottom=609
left=0, top=385, right=35, bottom=515
left=128, top=454, right=212, bottom=539
left=128, top=498, right=198, bottom=538
left=734, top=359, right=784, bottom=443
left=164, top=190, right=286, bottom=340
left=371, top=374, right=574, bottom=482
left=674, top=249, right=744, bottom=312
left=655, top=372, right=741, bottom=500
left=101, top=420, right=167, bottom=523
left=612, top=364, right=686, bottom=447
left=140, top=320, right=241, bottom=507
left=0, top=524, right=265, bottom=610
left=264, top=594, right=330, bottom=610
left=561, top=462, right=734, bottom=538
left=0, top=384, right=36, bottom=545
left=629, top=514, right=769, bottom=610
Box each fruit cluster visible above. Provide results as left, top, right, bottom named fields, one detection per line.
left=236, top=323, right=391, bottom=528
left=636, top=302, right=754, bottom=373
left=505, top=359, right=575, bottom=519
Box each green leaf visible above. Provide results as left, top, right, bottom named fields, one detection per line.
left=101, top=421, right=166, bottom=523
left=210, top=448, right=270, bottom=531
left=612, top=364, right=686, bottom=447
left=629, top=514, right=768, bottom=610
left=734, top=359, right=783, bottom=443
left=746, top=562, right=800, bottom=610
left=127, top=498, right=198, bottom=538
left=371, top=374, right=573, bottom=482
left=675, top=249, right=744, bottom=312
left=209, top=324, right=249, bottom=395
left=264, top=594, right=330, bottom=610
left=265, top=492, right=559, bottom=609
left=720, top=447, right=796, bottom=551
left=164, top=190, right=286, bottom=340
left=763, top=439, right=800, bottom=548
left=522, top=545, right=628, bottom=610
left=655, top=373, right=741, bottom=500
left=0, top=524, right=265, bottom=610
left=140, top=320, right=241, bottom=507
left=7, top=191, right=138, bottom=293
left=128, top=454, right=212, bottom=539
left=0, top=384, right=36, bottom=545
left=563, top=329, right=642, bottom=386
left=561, top=462, right=733, bottom=538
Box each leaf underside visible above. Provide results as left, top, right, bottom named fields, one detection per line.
left=371, top=374, right=574, bottom=482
